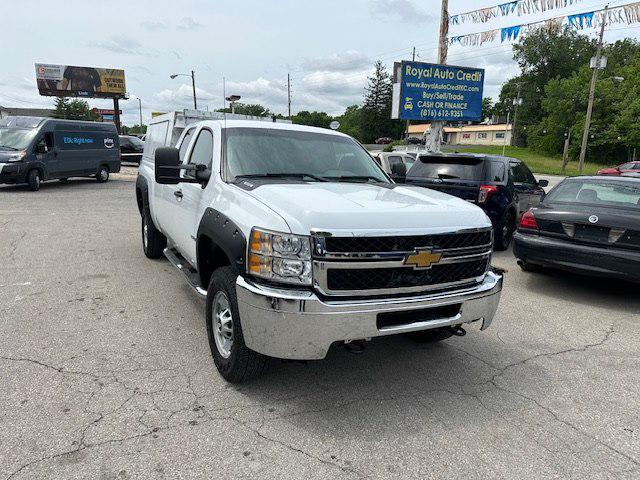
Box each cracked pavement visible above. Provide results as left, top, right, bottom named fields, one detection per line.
left=1, top=175, right=639, bottom=479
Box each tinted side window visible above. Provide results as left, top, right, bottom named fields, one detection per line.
left=388, top=156, right=404, bottom=169
left=178, top=128, right=195, bottom=161
left=488, top=161, right=505, bottom=182
left=185, top=129, right=213, bottom=179
left=510, top=163, right=528, bottom=183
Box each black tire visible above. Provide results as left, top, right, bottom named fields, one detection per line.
left=518, top=260, right=543, bottom=273
left=494, top=211, right=515, bottom=251
left=407, top=327, right=455, bottom=343
left=141, top=209, right=166, bottom=259
left=206, top=267, right=268, bottom=383
left=27, top=169, right=41, bottom=191
left=96, top=165, right=109, bottom=183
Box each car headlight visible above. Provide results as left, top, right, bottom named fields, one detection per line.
left=5, top=150, right=26, bottom=162
left=248, top=228, right=312, bottom=286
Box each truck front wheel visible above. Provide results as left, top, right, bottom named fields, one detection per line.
left=206, top=267, right=268, bottom=383
left=141, top=209, right=166, bottom=259
left=27, top=169, right=41, bottom=191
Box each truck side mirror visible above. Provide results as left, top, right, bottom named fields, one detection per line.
left=155, top=147, right=209, bottom=185
left=155, top=147, right=182, bottom=184
left=390, top=162, right=407, bottom=183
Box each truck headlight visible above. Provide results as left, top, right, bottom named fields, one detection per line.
left=248, top=228, right=312, bottom=286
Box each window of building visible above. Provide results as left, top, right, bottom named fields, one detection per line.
left=495, top=132, right=505, bottom=139
left=478, top=132, right=488, bottom=139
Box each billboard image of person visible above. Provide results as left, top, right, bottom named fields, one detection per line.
left=35, top=64, right=126, bottom=98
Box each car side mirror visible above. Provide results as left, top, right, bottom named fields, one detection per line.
left=537, top=179, right=549, bottom=187
left=390, top=162, right=407, bottom=183
left=154, top=147, right=205, bottom=185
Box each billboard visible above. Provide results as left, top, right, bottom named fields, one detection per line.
left=35, top=63, right=126, bottom=98
left=395, top=61, right=484, bottom=122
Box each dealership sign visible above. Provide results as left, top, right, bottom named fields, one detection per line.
left=35, top=63, right=126, bottom=99
left=393, top=61, right=484, bottom=122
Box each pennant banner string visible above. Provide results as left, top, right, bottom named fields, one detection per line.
left=450, top=0, right=584, bottom=25
left=449, top=2, right=640, bottom=46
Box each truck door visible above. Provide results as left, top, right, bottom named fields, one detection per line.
left=160, top=127, right=214, bottom=264
left=33, top=132, right=58, bottom=178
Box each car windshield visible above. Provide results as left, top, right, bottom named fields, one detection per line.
left=0, top=127, right=38, bottom=150
left=130, top=136, right=144, bottom=148
left=408, top=155, right=485, bottom=180
left=545, top=179, right=640, bottom=211
left=225, top=128, right=388, bottom=183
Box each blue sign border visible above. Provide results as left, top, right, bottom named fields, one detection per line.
left=399, top=61, right=485, bottom=122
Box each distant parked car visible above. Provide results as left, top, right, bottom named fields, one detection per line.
left=375, top=137, right=393, bottom=145
left=514, top=175, right=640, bottom=283
left=407, top=137, right=423, bottom=145
left=119, top=135, right=144, bottom=164
left=404, top=153, right=547, bottom=250
left=597, top=162, right=640, bottom=176
left=372, top=152, right=415, bottom=182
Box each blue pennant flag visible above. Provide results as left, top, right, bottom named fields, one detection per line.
left=501, top=25, right=521, bottom=42
left=568, top=12, right=594, bottom=29
left=499, top=1, right=518, bottom=16
left=450, top=14, right=460, bottom=25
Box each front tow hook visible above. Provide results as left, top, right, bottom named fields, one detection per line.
left=450, top=325, right=466, bottom=336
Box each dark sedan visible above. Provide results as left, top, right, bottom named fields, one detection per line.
left=514, top=176, right=640, bottom=283
left=119, top=135, right=144, bottom=164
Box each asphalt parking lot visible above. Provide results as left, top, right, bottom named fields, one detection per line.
left=1, top=174, right=639, bottom=479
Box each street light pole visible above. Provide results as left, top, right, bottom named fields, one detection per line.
left=170, top=71, right=197, bottom=110
left=137, top=98, right=143, bottom=127
left=191, top=70, right=197, bottom=110
left=578, top=5, right=608, bottom=173
left=425, top=0, right=449, bottom=152
left=510, top=83, right=523, bottom=147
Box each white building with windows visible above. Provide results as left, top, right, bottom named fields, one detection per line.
left=408, top=124, right=512, bottom=146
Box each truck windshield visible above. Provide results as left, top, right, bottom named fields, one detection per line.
left=0, top=127, right=37, bottom=151
left=225, top=128, right=388, bottom=183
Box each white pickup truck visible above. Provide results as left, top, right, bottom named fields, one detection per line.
left=136, top=120, right=502, bottom=383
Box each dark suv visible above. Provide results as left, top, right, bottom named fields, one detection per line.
left=119, top=135, right=144, bottom=164
left=404, top=153, right=548, bottom=250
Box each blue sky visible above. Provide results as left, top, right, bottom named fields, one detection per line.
left=2, top=0, right=636, bottom=125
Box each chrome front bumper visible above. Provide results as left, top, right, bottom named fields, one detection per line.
left=236, top=271, right=503, bottom=360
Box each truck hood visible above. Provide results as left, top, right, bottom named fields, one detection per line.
left=243, top=182, right=491, bottom=235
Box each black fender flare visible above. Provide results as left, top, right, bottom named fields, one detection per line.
left=135, top=175, right=148, bottom=215
left=196, top=208, right=247, bottom=282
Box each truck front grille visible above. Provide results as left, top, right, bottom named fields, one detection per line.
left=312, top=228, right=492, bottom=297
left=324, top=230, right=492, bottom=254
left=326, top=259, right=488, bottom=291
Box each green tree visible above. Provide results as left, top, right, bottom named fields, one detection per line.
left=52, top=97, right=97, bottom=121
left=481, top=97, right=493, bottom=122
left=361, top=61, right=403, bottom=143
left=291, top=110, right=334, bottom=128
left=52, top=97, right=71, bottom=119
left=336, top=105, right=363, bottom=140
left=217, top=103, right=272, bottom=117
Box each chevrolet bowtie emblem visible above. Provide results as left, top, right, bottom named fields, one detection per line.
left=403, top=249, right=442, bottom=270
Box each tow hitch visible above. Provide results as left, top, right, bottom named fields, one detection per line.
left=450, top=325, right=466, bottom=336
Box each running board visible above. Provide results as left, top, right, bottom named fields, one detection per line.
left=163, top=248, right=207, bottom=298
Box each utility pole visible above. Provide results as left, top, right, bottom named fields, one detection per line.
left=191, top=70, right=197, bottom=110
left=578, top=5, right=608, bottom=173
left=287, top=73, right=291, bottom=119
left=561, top=130, right=571, bottom=174
left=137, top=98, right=143, bottom=127
left=405, top=47, right=416, bottom=143
left=425, top=0, right=449, bottom=152
left=113, top=97, right=121, bottom=134
left=510, top=83, right=523, bottom=146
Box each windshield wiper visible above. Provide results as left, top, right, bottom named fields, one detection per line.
left=436, top=173, right=460, bottom=179
left=328, top=175, right=387, bottom=183
left=0, top=145, right=19, bottom=151
left=235, top=173, right=328, bottom=182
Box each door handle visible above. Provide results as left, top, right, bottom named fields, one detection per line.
left=173, top=190, right=183, bottom=199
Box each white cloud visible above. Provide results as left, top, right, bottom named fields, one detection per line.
left=155, top=84, right=216, bottom=109
left=177, top=17, right=204, bottom=30
left=140, top=20, right=167, bottom=31
left=88, top=36, right=146, bottom=55
left=372, top=0, right=433, bottom=23
left=302, top=50, right=370, bottom=72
